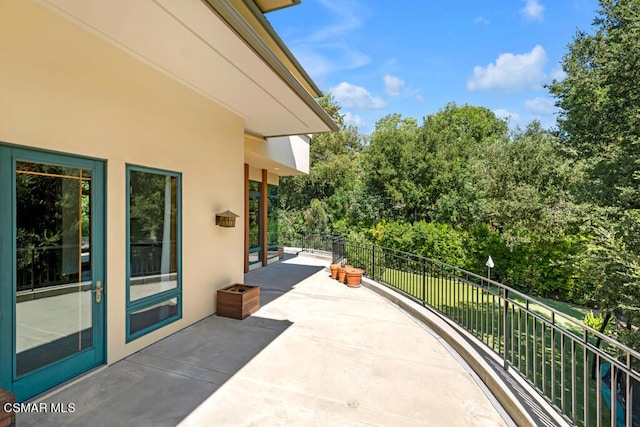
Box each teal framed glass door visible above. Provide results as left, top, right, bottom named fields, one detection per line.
left=0, top=146, right=106, bottom=401
left=248, top=180, right=262, bottom=265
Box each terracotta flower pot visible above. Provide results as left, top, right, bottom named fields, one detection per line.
left=345, top=268, right=364, bottom=287
left=330, top=264, right=339, bottom=279
left=337, top=265, right=353, bottom=283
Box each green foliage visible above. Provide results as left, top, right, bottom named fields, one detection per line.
left=608, top=328, right=640, bottom=368
left=545, top=0, right=640, bottom=323
left=417, top=104, right=509, bottom=225
left=464, top=224, right=510, bottom=279
left=279, top=94, right=364, bottom=234
left=303, top=198, right=330, bottom=234
left=582, top=310, right=610, bottom=331
left=549, top=0, right=640, bottom=209
left=359, top=114, right=420, bottom=222
left=368, top=220, right=467, bottom=267
left=575, top=207, right=640, bottom=313
left=359, top=104, right=510, bottom=225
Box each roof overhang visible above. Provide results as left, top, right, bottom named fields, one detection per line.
left=245, top=134, right=310, bottom=176
left=36, top=0, right=338, bottom=137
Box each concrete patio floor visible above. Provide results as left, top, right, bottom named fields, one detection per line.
left=18, top=253, right=513, bottom=426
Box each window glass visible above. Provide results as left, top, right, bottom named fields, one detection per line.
left=129, top=171, right=178, bottom=301
left=129, top=298, right=178, bottom=336
left=248, top=180, right=261, bottom=264
left=15, top=161, right=94, bottom=375
left=127, top=166, right=181, bottom=340
left=249, top=180, right=260, bottom=193
left=267, top=184, right=278, bottom=260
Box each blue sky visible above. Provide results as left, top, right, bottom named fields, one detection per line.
left=266, top=0, right=601, bottom=133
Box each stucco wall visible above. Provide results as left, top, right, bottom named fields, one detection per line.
left=0, top=1, right=245, bottom=363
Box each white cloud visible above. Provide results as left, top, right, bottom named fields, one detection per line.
left=383, top=75, right=405, bottom=97
left=331, top=82, right=387, bottom=109
left=343, top=112, right=365, bottom=128
left=467, top=45, right=548, bottom=92
left=474, top=16, right=490, bottom=25
left=524, top=97, right=557, bottom=115
left=416, top=95, right=428, bottom=106
left=493, top=109, right=521, bottom=123
left=551, top=67, right=567, bottom=81
left=522, top=0, right=545, bottom=21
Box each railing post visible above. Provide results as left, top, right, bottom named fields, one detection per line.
left=371, top=243, right=375, bottom=281
left=422, top=263, right=426, bottom=307
left=503, top=288, right=509, bottom=370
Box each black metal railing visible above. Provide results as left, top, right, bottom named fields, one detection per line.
left=300, top=233, right=334, bottom=254
left=301, top=234, right=640, bottom=427
left=16, top=244, right=91, bottom=292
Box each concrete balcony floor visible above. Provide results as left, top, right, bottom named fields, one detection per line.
left=19, top=253, right=515, bottom=426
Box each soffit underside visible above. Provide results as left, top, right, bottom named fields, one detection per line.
left=36, top=0, right=333, bottom=137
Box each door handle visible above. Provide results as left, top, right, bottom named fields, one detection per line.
left=92, top=281, right=103, bottom=303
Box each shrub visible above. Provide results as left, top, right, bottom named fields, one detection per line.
left=582, top=310, right=609, bottom=331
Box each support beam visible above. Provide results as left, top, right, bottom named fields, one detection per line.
left=244, top=164, right=249, bottom=273
left=261, top=169, right=268, bottom=266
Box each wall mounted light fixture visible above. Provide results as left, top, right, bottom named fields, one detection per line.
left=216, top=210, right=239, bottom=228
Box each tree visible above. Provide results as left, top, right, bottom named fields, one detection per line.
left=549, top=0, right=640, bottom=348
left=464, top=122, right=585, bottom=298
left=416, top=103, right=508, bottom=225
left=473, top=121, right=579, bottom=245
left=360, top=105, right=509, bottom=226
left=549, top=0, right=640, bottom=209
left=278, top=94, right=365, bottom=234
left=359, top=114, right=420, bottom=222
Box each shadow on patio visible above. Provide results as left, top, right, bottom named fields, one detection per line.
left=17, top=253, right=513, bottom=427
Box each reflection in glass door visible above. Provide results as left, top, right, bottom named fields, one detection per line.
left=15, top=162, right=94, bottom=376
left=0, top=147, right=105, bottom=401
left=248, top=180, right=261, bottom=265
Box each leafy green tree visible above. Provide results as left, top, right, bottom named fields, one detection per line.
left=303, top=198, right=330, bottom=234
left=279, top=94, right=364, bottom=234
left=468, top=122, right=585, bottom=297
left=473, top=121, right=579, bottom=245
left=549, top=0, right=640, bottom=323
left=360, top=105, right=508, bottom=226
left=549, top=0, right=640, bottom=209
left=577, top=208, right=640, bottom=317
left=416, top=103, right=509, bottom=225
left=359, top=114, right=420, bottom=222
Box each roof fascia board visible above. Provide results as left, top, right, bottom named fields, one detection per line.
left=237, top=0, right=319, bottom=96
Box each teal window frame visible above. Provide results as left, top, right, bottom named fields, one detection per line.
left=125, top=165, right=182, bottom=342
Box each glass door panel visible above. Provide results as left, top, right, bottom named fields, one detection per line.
left=15, top=161, right=94, bottom=376
left=248, top=181, right=261, bottom=265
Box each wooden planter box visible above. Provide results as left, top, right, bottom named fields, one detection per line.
left=216, top=284, right=260, bottom=320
